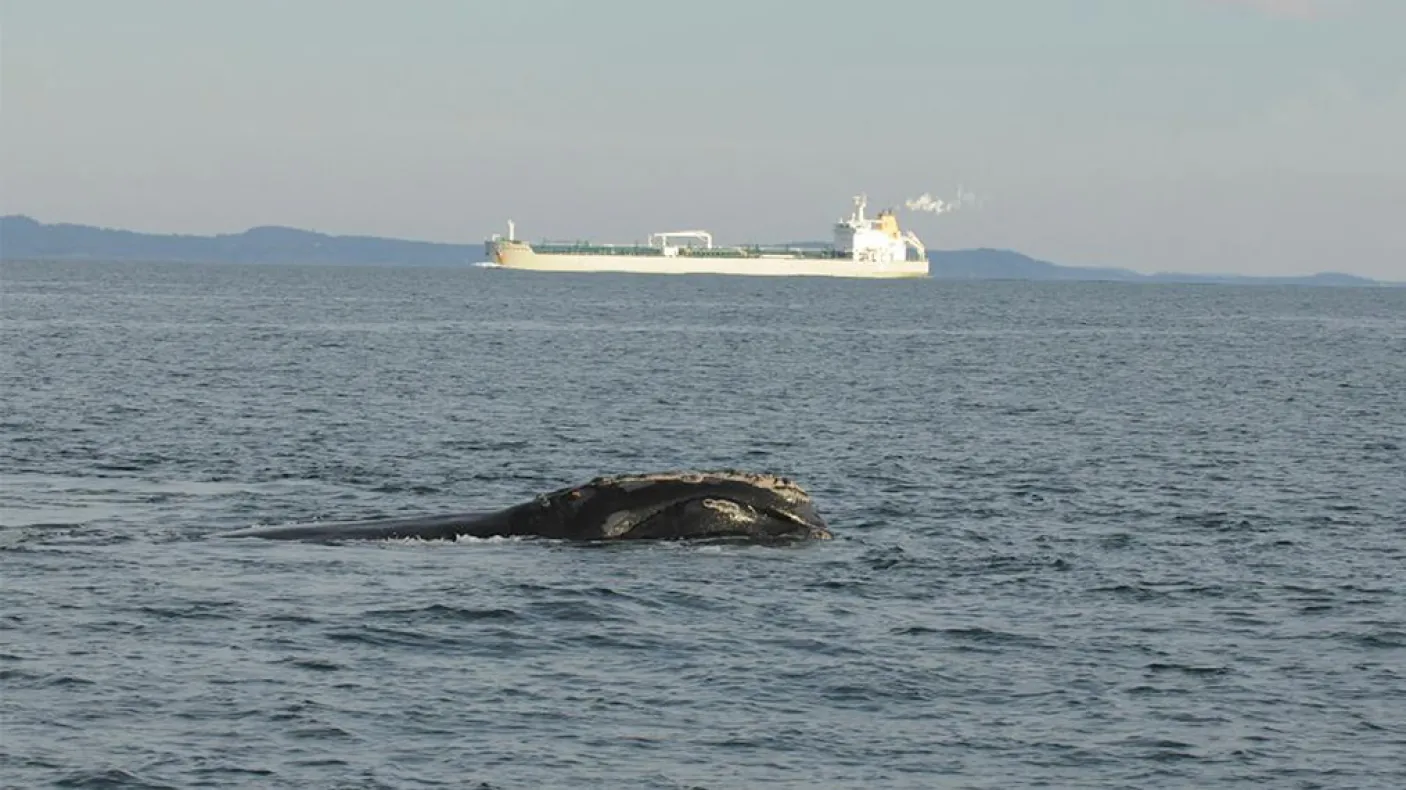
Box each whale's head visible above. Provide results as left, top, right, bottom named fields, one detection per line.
left=531, top=470, right=832, bottom=542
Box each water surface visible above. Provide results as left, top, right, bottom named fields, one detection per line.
left=3, top=260, right=1404, bottom=788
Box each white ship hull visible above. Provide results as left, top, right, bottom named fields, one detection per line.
left=489, top=242, right=929, bottom=279
left=483, top=194, right=932, bottom=279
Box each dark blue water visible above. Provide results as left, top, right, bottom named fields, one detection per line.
left=2, top=259, right=1404, bottom=789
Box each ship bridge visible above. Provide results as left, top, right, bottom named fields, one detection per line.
left=832, top=194, right=926, bottom=264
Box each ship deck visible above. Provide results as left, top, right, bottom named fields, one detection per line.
left=529, top=243, right=923, bottom=262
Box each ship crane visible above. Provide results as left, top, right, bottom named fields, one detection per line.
left=648, top=230, right=714, bottom=249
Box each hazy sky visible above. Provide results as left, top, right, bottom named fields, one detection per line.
left=2, top=0, right=1403, bottom=277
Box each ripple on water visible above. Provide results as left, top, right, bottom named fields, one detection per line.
left=1, top=263, right=1404, bottom=788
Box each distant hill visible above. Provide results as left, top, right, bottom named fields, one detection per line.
left=927, top=247, right=1386, bottom=287
left=0, top=214, right=1387, bottom=287
left=0, top=215, right=473, bottom=267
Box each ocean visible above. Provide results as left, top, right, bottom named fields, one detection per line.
left=2, top=259, right=1403, bottom=789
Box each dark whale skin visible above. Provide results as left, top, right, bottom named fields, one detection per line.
left=219, top=470, right=832, bottom=543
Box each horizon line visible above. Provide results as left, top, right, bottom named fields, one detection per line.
left=0, top=212, right=1389, bottom=285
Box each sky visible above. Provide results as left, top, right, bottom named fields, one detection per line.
left=1, top=0, right=1403, bottom=278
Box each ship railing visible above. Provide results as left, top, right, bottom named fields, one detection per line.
left=534, top=242, right=662, bottom=257
left=901, top=231, right=927, bottom=262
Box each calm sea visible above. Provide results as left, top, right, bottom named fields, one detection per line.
left=2, top=259, right=1403, bottom=789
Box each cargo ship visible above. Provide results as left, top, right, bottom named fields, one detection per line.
left=482, top=194, right=929, bottom=278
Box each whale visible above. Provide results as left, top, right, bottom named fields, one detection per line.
left=219, top=470, right=832, bottom=543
